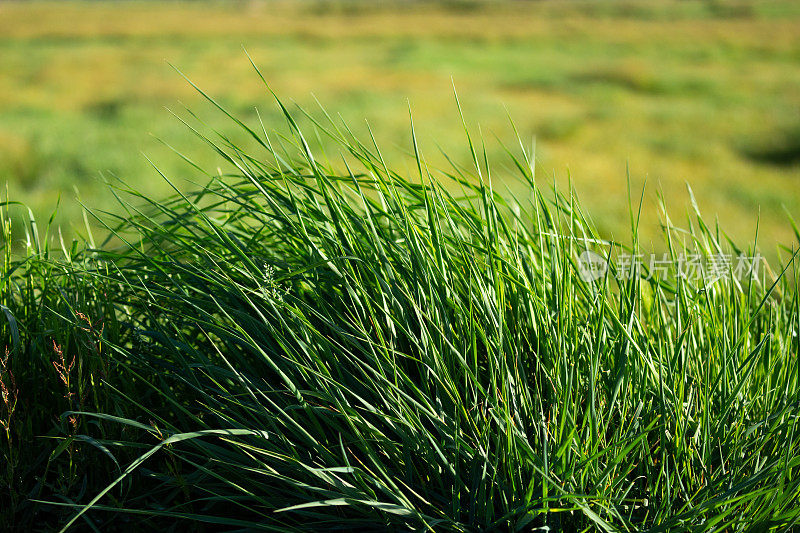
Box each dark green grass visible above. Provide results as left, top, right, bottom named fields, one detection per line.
left=2, top=0, right=800, bottom=249
left=1, top=76, right=800, bottom=531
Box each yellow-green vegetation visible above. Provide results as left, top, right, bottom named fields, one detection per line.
left=1, top=0, right=799, bottom=249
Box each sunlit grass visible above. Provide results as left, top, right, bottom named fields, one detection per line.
left=1, top=69, right=799, bottom=530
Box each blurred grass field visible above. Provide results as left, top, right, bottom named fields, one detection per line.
left=0, top=0, right=799, bottom=250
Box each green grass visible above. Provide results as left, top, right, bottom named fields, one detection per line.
left=1, top=73, right=799, bottom=530
left=1, top=0, right=799, bottom=250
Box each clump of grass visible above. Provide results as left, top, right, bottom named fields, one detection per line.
left=0, top=197, right=128, bottom=530
left=2, top=72, right=800, bottom=531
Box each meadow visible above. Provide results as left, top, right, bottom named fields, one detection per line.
left=2, top=1, right=800, bottom=531
left=1, top=0, right=799, bottom=250
left=1, top=75, right=799, bottom=530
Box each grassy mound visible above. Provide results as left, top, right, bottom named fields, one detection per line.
left=1, top=80, right=799, bottom=531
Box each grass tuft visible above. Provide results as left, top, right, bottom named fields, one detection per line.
left=1, top=77, right=799, bottom=531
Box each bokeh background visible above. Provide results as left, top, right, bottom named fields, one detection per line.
left=1, top=0, right=798, bottom=251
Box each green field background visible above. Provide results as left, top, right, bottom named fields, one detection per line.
left=1, top=0, right=798, bottom=251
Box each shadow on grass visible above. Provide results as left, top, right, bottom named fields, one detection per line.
left=740, top=125, right=800, bottom=167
